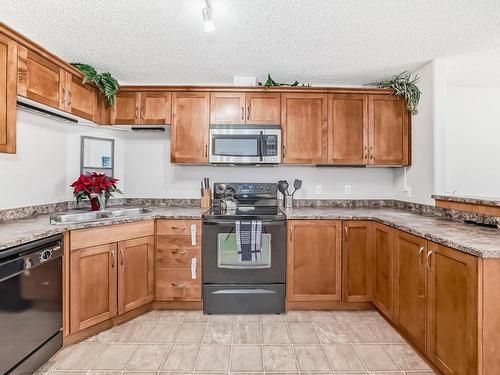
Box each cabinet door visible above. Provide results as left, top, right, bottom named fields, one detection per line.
left=117, top=236, right=155, bottom=315
left=281, top=93, right=328, bottom=164
left=210, top=92, right=245, bottom=124
left=70, top=243, right=117, bottom=333
left=0, top=34, right=17, bottom=154
left=110, top=91, right=140, bottom=124
left=65, top=72, right=97, bottom=122
left=368, top=95, right=410, bottom=165
left=426, top=242, right=478, bottom=375
left=393, top=231, right=427, bottom=351
left=329, top=94, right=368, bottom=164
left=245, top=93, right=280, bottom=124
left=171, top=92, right=209, bottom=163
left=140, top=92, right=171, bottom=124
left=17, top=46, right=65, bottom=110
left=373, top=223, right=394, bottom=319
left=342, top=221, right=372, bottom=302
left=287, top=220, right=342, bottom=301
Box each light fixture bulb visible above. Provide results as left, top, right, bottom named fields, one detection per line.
left=202, top=0, right=215, bottom=32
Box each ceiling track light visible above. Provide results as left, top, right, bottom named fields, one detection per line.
left=202, top=0, right=216, bottom=32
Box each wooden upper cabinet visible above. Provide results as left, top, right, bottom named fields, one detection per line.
left=171, top=92, right=209, bottom=163
left=65, top=72, right=97, bottom=122
left=17, top=46, right=65, bottom=110
left=70, top=243, right=117, bottom=334
left=426, top=242, right=478, bottom=375
left=368, top=95, right=410, bottom=165
left=0, top=34, right=17, bottom=154
left=342, top=221, right=373, bottom=302
left=329, top=94, right=368, bottom=164
left=281, top=93, right=328, bottom=164
left=373, top=223, right=394, bottom=320
left=210, top=92, right=245, bottom=124
left=111, top=92, right=140, bottom=124
left=287, top=220, right=342, bottom=302
left=393, top=231, right=427, bottom=351
left=141, top=92, right=171, bottom=125
left=245, top=93, right=280, bottom=124
left=117, top=236, right=155, bottom=315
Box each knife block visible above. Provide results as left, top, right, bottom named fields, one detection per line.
left=201, top=188, right=212, bottom=208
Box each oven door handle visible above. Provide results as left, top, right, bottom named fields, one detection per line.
left=203, top=219, right=285, bottom=226
left=259, top=131, right=264, bottom=162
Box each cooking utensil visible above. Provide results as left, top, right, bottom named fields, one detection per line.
left=282, top=181, right=290, bottom=195
left=292, top=179, right=302, bottom=196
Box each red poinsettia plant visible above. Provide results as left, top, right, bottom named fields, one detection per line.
left=71, top=172, right=122, bottom=206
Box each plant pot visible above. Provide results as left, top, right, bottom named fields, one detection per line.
left=90, top=197, right=100, bottom=211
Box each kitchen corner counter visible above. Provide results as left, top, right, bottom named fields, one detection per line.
left=0, top=206, right=207, bottom=251
left=283, top=206, right=500, bottom=258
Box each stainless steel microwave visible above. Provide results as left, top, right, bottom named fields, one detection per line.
left=209, top=125, right=281, bottom=164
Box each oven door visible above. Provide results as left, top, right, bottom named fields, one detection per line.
left=209, top=125, right=281, bottom=164
left=202, top=219, right=286, bottom=284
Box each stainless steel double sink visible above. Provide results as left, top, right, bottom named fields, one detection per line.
left=50, top=207, right=153, bottom=225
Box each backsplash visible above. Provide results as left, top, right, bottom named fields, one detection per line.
left=1, top=197, right=498, bottom=227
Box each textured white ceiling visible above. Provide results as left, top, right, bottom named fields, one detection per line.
left=3, top=0, right=500, bottom=85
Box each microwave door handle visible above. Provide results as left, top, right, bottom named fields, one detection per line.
left=259, top=131, right=264, bottom=162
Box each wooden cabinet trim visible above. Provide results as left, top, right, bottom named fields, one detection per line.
left=0, top=34, right=17, bottom=153
left=70, top=221, right=155, bottom=250
left=210, top=92, right=246, bottom=124
left=245, top=92, right=281, bottom=125
left=372, top=223, right=394, bottom=319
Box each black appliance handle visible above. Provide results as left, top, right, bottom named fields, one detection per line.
left=203, top=219, right=285, bottom=226
left=259, top=131, right=264, bottom=162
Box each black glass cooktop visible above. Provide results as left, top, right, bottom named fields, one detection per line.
left=203, top=206, right=286, bottom=221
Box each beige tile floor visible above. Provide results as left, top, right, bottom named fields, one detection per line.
left=35, top=309, right=436, bottom=374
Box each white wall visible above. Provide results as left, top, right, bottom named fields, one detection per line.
left=123, top=130, right=395, bottom=200
left=0, top=110, right=125, bottom=209
left=436, top=50, right=500, bottom=198
left=393, top=61, right=435, bottom=205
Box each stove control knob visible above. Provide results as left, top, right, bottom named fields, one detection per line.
left=40, top=250, right=52, bottom=262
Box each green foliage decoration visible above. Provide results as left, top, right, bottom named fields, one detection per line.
left=368, top=71, right=421, bottom=114
left=71, top=63, right=119, bottom=107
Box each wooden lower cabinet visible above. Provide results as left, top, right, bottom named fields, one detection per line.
left=117, top=236, right=155, bottom=314
left=393, top=231, right=427, bottom=351
left=287, top=220, right=342, bottom=302
left=155, top=220, right=202, bottom=301
left=372, top=223, right=394, bottom=319
left=70, top=243, right=117, bottom=333
left=342, top=220, right=372, bottom=302
left=426, top=242, right=478, bottom=375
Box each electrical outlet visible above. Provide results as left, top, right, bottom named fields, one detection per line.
left=403, top=186, right=412, bottom=198
left=315, top=185, right=322, bottom=195
left=344, top=185, right=352, bottom=195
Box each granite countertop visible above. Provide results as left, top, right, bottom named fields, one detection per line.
left=432, top=194, right=500, bottom=207
left=0, top=206, right=207, bottom=251
left=1, top=205, right=500, bottom=258
left=284, top=207, right=500, bottom=258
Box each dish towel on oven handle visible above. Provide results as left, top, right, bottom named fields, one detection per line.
left=236, top=220, right=262, bottom=262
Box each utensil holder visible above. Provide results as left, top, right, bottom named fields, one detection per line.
left=201, top=188, right=212, bottom=208
left=285, top=195, right=293, bottom=208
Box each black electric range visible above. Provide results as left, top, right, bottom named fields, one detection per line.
left=202, top=183, right=286, bottom=314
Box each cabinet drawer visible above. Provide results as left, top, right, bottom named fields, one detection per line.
left=156, top=235, right=201, bottom=251
left=157, top=247, right=201, bottom=268
left=156, top=268, right=201, bottom=301
left=156, top=220, right=201, bottom=236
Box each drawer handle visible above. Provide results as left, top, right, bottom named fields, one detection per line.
left=171, top=226, right=186, bottom=230
left=172, top=249, right=187, bottom=255
left=418, top=246, right=424, bottom=267
left=172, top=283, right=187, bottom=288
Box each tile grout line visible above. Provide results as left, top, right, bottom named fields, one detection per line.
left=310, top=311, right=336, bottom=373
left=192, top=312, right=209, bottom=374
left=285, top=312, right=303, bottom=374
left=337, top=311, right=370, bottom=373
left=156, top=310, right=188, bottom=373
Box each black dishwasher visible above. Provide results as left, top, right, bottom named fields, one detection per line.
left=0, top=235, right=63, bottom=375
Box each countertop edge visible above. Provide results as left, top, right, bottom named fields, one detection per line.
left=432, top=194, right=500, bottom=207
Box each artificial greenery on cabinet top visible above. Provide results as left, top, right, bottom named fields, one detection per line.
left=71, top=63, right=119, bottom=107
